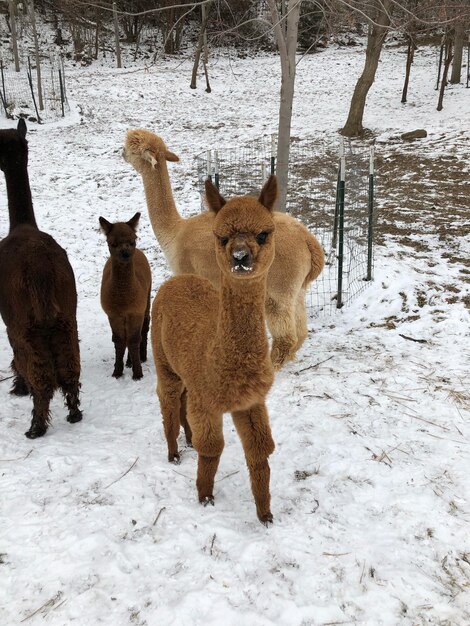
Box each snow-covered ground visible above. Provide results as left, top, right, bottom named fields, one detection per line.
left=1, top=41, right=469, bottom=625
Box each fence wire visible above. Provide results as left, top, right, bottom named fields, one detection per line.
left=195, top=137, right=375, bottom=317
left=0, top=57, right=69, bottom=123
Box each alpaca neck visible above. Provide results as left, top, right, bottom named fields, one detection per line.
left=4, top=162, right=37, bottom=231
left=140, top=163, right=183, bottom=253
left=213, top=274, right=269, bottom=369
left=110, top=258, right=136, bottom=289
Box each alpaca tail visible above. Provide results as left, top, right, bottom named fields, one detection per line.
left=303, top=233, right=325, bottom=289
left=24, top=270, right=60, bottom=322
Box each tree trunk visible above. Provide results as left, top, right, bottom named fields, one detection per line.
left=341, top=0, right=393, bottom=137
left=9, top=0, right=20, bottom=72
left=267, top=0, right=302, bottom=212
left=401, top=35, right=416, bottom=104
left=28, top=0, right=44, bottom=110
left=437, top=35, right=453, bottom=111
left=450, top=21, right=465, bottom=84
left=113, top=2, right=122, bottom=69
left=190, top=2, right=212, bottom=89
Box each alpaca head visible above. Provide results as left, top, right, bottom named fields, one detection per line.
left=0, top=119, right=28, bottom=172
left=205, top=175, right=277, bottom=280
left=99, top=212, right=141, bottom=264
left=123, top=129, right=179, bottom=173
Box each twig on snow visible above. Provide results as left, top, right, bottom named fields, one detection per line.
left=0, top=375, right=14, bottom=383
left=216, top=470, right=240, bottom=483
left=21, top=592, right=63, bottom=622
left=153, top=506, right=166, bottom=526
left=102, top=457, right=139, bottom=490
left=210, top=533, right=216, bottom=556
left=399, top=333, right=428, bottom=343
left=296, top=355, right=334, bottom=374
left=0, top=449, right=33, bottom=462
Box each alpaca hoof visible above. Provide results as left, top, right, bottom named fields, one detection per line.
left=168, top=452, right=180, bottom=464
left=258, top=512, right=273, bottom=526
left=271, top=342, right=296, bottom=370
left=132, top=371, right=143, bottom=381
left=25, top=424, right=47, bottom=439
left=67, top=410, right=83, bottom=424
left=112, top=370, right=123, bottom=379
left=200, top=496, right=215, bottom=507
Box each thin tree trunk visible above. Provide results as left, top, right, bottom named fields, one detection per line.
left=341, top=0, right=393, bottom=137
left=113, top=2, right=122, bottom=68
left=267, top=0, right=302, bottom=212
left=190, top=2, right=212, bottom=89
left=9, top=0, right=20, bottom=72
left=437, top=35, right=453, bottom=111
left=401, top=35, right=416, bottom=103
left=28, top=0, right=44, bottom=110
left=450, top=21, right=465, bottom=84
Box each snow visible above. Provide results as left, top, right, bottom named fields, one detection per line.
left=1, top=39, right=469, bottom=626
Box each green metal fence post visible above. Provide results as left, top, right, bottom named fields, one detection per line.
left=336, top=139, right=345, bottom=309
left=366, top=145, right=375, bottom=281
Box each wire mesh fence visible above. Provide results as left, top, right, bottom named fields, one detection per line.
left=195, top=136, right=376, bottom=317
left=0, top=56, right=69, bottom=123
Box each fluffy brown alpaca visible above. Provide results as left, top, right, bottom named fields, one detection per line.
left=152, top=175, right=280, bottom=525
left=99, top=212, right=152, bottom=380
left=0, top=120, right=82, bottom=438
left=123, top=128, right=324, bottom=370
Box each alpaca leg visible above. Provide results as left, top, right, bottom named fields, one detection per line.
left=294, top=289, right=309, bottom=352
left=26, top=387, right=54, bottom=439
left=188, top=403, right=224, bottom=505
left=266, top=297, right=298, bottom=370
left=10, top=359, right=29, bottom=396
left=179, top=389, right=192, bottom=445
left=140, top=291, right=151, bottom=363
left=53, top=321, right=83, bottom=424
left=127, top=316, right=143, bottom=380
left=232, top=403, right=275, bottom=525
left=156, top=368, right=184, bottom=463
left=109, top=316, right=126, bottom=378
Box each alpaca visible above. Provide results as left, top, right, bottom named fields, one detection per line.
left=0, top=120, right=82, bottom=438
left=99, top=212, right=152, bottom=380
left=152, top=176, right=280, bottom=525
left=123, top=128, right=324, bottom=370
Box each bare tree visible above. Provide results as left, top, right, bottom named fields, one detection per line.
left=340, top=0, right=393, bottom=137
left=450, top=18, right=467, bottom=83
left=267, top=0, right=303, bottom=212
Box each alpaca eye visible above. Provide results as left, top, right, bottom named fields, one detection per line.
left=256, top=232, right=269, bottom=244
left=219, top=236, right=229, bottom=247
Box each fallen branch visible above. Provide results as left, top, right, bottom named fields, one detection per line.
left=153, top=506, right=166, bottom=527
left=103, top=457, right=139, bottom=490
left=0, top=449, right=33, bottom=462
left=399, top=333, right=428, bottom=344
left=0, top=375, right=14, bottom=383
left=296, top=355, right=334, bottom=374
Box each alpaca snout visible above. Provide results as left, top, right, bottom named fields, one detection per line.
left=231, top=245, right=253, bottom=273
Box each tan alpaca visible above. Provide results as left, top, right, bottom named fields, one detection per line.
left=100, top=212, right=152, bottom=380
left=123, top=128, right=324, bottom=370
left=152, top=176, right=280, bottom=525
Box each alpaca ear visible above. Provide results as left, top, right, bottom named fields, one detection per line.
left=165, top=150, right=179, bottom=163
left=127, top=212, right=141, bottom=230
left=205, top=179, right=226, bottom=214
left=17, top=118, right=27, bottom=139
left=143, top=150, right=158, bottom=168
left=258, top=175, right=278, bottom=212
left=99, top=216, right=113, bottom=235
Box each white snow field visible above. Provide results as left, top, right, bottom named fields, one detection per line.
left=0, top=42, right=469, bottom=625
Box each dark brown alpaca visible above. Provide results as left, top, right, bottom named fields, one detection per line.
left=0, top=120, right=82, bottom=438
left=152, top=176, right=279, bottom=525
left=99, top=213, right=152, bottom=380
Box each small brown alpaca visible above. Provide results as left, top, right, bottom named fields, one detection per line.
left=99, top=212, right=152, bottom=380
left=152, top=175, right=280, bottom=525
left=0, top=120, right=82, bottom=438
left=123, top=128, right=324, bottom=370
